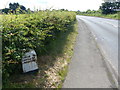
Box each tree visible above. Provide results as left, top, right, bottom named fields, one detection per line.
left=60, top=9, right=68, bottom=11
left=20, top=5, right=26, bottom=11
left=2, top=8, right=10, bottom=14
left=9, top=3, right=27, bottom=14
left=9, top=3, right=20, bottom=11
left=1, top=2, right=32, bottom=14
left=27, top=8, right=32, bottom=14
left=86, top=9, right=92, bottom=14
left=100, top=2, right=120, bottom=14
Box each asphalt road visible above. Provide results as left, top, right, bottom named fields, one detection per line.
left=63, top=16, right=118, bottom=88
left=77, top=15, right=118, bottom=73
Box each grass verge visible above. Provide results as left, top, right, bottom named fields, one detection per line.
left=3, top=20, right=78, bottom=88
left=78, top=12, right=120, bottom=20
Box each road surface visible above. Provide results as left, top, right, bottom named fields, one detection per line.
left=63, top=16, right=118, bottom=88
left=77, top=15, right=118, bottom=72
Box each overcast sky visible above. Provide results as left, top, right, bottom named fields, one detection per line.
left=0, top=0, right=103, bottom=11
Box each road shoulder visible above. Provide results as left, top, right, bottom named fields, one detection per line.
left=62, top=18, right=115, bottom=88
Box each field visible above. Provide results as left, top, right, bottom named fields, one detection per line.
left=2, top=10, right=78, bottom=88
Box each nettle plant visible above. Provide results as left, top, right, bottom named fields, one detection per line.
left=2, top=11, right=76, bottom=81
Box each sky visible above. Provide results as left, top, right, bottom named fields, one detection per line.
left=0, top=0, right=103, bottom=11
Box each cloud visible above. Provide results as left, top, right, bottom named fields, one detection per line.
left=0, top=0, right=103, bottom=11
left=45, top=0, right=103, bottom=11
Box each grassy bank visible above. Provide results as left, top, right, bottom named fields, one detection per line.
left=77, top=12, right=120, bottom=20
left=2, top=11, right=78, bottom=88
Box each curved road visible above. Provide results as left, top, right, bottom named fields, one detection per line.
left=63, top=15, right=118, bottom=88
left=77, top=15, right=118, bottom=73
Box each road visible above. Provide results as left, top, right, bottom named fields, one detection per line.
left=77, top=16, right=118, bottom=73
left=63, top=15, right=118, bottom=88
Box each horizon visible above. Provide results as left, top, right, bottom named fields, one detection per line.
left=0, top=0, right=103, bottom=11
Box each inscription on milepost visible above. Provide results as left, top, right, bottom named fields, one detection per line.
left=22, top=50, right=38, bottom=73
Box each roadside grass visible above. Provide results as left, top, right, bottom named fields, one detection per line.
left=0, top=14, right=3, bottom=90
left=4, top=20, right=78, bottom=88
left=78, top=12, right=120, bottom=20
left=57, top=65, right=68, bottom=88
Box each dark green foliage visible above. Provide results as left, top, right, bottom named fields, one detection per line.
left=20, top=5, right=26, bottom=11
left=9, top=3, right=27, bottom=14
left=9, top=3, right=20, bottom=11
left=1, top=2, right=31, bottom=14
left=60, top=9, right=68, bottom=11
left=2, top=11, right=76, bottom=85
left=27, top=8, right=32, bottom=14
left=100, top=2, right=120, bottom=14
left=2, top=8, right=10, bottom=14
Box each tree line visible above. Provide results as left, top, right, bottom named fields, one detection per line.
left=100, top=1, right=120, bottom=14
left=0, top=2, right=71, bottom=15
left=0, top=3, right=32, bottom=14
left=77, top=1, right=120, bottom=15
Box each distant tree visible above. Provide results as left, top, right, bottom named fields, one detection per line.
left=86, top=9, right=92, bottom=14
left=2, top=8, right=10, bottom=14
left=8, top=3, right=27, bottom=14
left=76, top=10, right=82, bottom=14
left=27, top=8, right=32, bottom=14
left=1, top=2, right=32, bottom=14
left=52, top=9, right=56, bottom=11
left=20, top=5, right=26, bottom=11
left=100, top=2, right=120, bottom=14
left=60, top=9, right=68, bottom=11
left=9, top=3, right=19, bottom=11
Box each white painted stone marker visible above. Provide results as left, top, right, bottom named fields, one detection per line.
left=22, top=50, right=38, bottom=73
